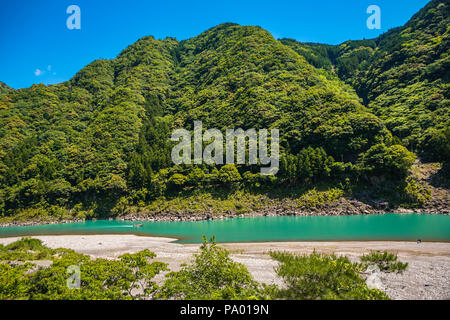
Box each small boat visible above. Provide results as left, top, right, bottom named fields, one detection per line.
left=134, top=224, right=143, bottom=228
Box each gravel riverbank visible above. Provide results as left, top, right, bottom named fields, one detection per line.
left=1, top=235, right=448, bottom=300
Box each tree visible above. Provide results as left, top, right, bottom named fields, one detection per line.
left=0, top=263, right=32, bottom=300
left=218, top=164, right=242, bottom=185
left=418, top=127, right=450, bottom=163
left=360, top=251, right=408, bottom=274
left=279, top=147, right=334, bottom=184
left=187, top=167, right=206, bottom=186
left=168, top=173, right=188, bottom=188
left=357, top=144, right=416, bottom=180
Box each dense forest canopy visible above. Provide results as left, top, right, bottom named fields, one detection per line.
left=282, top=0, right=449, bottom=162
left=0, top=0, right=447, bottom=219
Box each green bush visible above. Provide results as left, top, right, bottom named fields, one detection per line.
left=0, top=263, right=33, bottom=300
left=296, top=188, right=344, bottom=209
left=0, top=243, right=168, bottom=300
left=270, top=251, right=389, bottom=300
left=404, top=177, right=432, bottom=206
left=360, top=251, right=408, bottom=274
left=158, top=236, right=267, bottom=300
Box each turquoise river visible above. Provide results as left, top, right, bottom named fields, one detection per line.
left=0, top=214, right=449, bottom=243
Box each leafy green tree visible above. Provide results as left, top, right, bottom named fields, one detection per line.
left=128, top=152, right=152, bottom=188
left=27, top=249, right=167, bottom=300
left=168, top=173, right=188, bottom=188
left=357, top=144, right=416, bottom=180
left=218, top=164, right=242, bottom=185
left=0, top=3, right=448, bottom=219
left=418, top=127, right=450, bottom=163
left=0, top=237, right=54, bottom=261
left=283, top=0, right=449, bottom=163
left=187, top=167, right=206, bottom=186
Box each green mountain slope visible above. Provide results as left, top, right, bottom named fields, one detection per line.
left=169, top=24, right=389, bottom=160
left=0, top=82, right=12, bottom=96
left=0, top=2, right=446, bottom=221
left=282, top=0, right=449, bottom=163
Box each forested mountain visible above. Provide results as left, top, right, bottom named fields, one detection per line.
left=0, top=1, right=447, bottom=221
left=282, top=0, right=449, bottom=164
left=170, top=23, right=391, bottom=160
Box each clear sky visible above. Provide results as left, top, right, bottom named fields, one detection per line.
left=0, top=0, right=430, bottom=89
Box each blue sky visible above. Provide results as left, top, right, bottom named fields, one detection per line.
left=0, top=0, right=430, bottom=89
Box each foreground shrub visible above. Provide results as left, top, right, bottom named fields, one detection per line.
left=27, top=249, right=167, bottom=300
left=0, top=263, right=33, bottom=300
left=270, top=251, right=389, bottom=300
left=360, top=251, right=408, bottom=274
left=0, top=239, right=168, bottom=300
left=158, top=236, right=267, bottom=300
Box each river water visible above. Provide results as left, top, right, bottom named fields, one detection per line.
left=0, top=214, right=449, bottom=243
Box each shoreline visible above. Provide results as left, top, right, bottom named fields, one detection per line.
left=1, top=235, right=449, bottom=256
left=0, top=205, right=448, bottom=228
left=0, top=230, right=449, bottom=244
